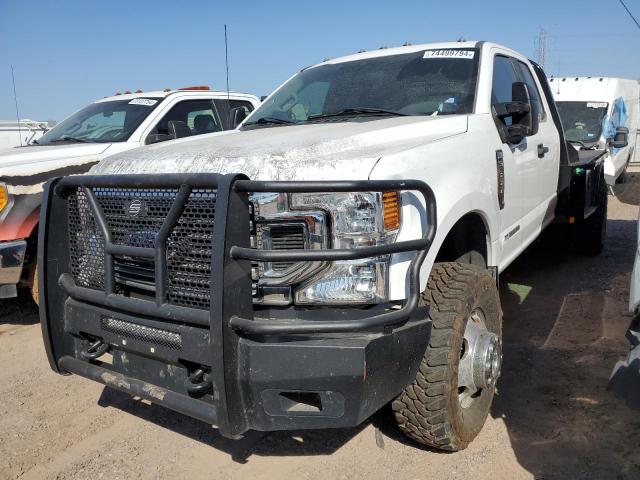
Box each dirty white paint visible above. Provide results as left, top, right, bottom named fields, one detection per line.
left=92, top=116, right=468, bottom=181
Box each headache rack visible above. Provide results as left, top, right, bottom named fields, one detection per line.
left=38, top=173, right=436, bottom=437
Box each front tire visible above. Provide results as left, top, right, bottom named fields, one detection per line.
left=392, top=262, right=502, bottom=451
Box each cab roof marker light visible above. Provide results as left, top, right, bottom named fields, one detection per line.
left=178, top=86, right=210, bottom=91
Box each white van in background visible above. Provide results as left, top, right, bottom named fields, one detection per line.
left=549, top=77, right=639, bottom=185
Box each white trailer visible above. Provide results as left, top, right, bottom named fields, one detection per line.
left=550, top=77, right=640, bottom=184
left=0, top=119, right=49, bottom=149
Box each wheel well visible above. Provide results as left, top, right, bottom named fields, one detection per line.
left=435, top=213, right=489, bottom=267
left=21, top=222, right=39, bottom=282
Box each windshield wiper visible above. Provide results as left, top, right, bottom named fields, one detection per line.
left=243, top=117, right=295, bottom=127
left=307, top=108, right=409, bottom=120
left=49, top=136, right=91, bottom=143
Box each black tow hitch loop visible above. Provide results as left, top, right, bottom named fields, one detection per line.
left=81, top=339, right=109, bottom=360
left=185, top=368, right=212, bottom=396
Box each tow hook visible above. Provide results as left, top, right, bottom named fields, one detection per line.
left=81, top=339, right=109, bottom=360
left=184, top=368, right=212, bottom=396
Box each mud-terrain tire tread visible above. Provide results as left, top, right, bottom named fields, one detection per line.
left=392, top=262, right=502, bottom=451
left=31, top=266, right=39, bottom=306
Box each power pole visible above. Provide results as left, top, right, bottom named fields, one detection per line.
left=534, top=28, right=547, bottom=69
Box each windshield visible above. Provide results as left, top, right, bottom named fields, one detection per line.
left=37, top=98, right=162, bottom=145
left=245, top=48, right=479, bottom=127
left=556, top=101, right=608, bottom=144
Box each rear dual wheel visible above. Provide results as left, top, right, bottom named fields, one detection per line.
left=392, top=262, right=502, bottom=451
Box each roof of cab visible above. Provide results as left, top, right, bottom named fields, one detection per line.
left=94, top=89, right=256, bottom=103
left=309, top=41, right=517, bottom=68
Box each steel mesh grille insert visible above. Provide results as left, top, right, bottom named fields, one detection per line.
left=68, top=189, right=106, bottom=290
left=67, top=187, right=216, bottom=310
left=101, top=317, right=182, bottom=350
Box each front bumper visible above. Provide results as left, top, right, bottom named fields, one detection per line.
left=0, top=239, right=27, bottom=297
left=39, top=173, right=437, bottom=438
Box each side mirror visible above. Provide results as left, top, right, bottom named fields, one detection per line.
left=167, top=120, right=191, bottom=140
left=146, top=133, right=171, bottom=145
left=260, top=95, right=268, bottom=102
left=229, top=107, right=249, bottom=128
left=611, top=126, right=629, bottom=149
left=494, top=81, right=539, bottom=144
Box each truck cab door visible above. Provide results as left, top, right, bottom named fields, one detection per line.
left=490, top=54, right=559, bottom=265
left=490, top=54, right=527, bottom=265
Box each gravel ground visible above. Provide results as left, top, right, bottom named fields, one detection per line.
left=1, top=168, right=640, bottom=480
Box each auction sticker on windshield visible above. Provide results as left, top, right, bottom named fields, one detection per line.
left=129, top=98, right=158, bottom=106
left=587, top=102, right=607, bottom=109
left=423, top=49, right=475, bottom=59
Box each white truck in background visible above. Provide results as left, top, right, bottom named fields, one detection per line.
left=550, top=76, right=639, bottom=184
left=40, top=41, right=609, bottom=452
left=0, top=87, right=260, bottom=301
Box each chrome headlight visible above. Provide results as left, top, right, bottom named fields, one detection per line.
left=290, top=191, right=400, bottom=305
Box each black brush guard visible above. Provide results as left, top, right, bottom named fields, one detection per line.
left=39, top=173, right=437, bottom=438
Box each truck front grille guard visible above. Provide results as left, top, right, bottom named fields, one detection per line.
left=42, top=174, right=436, bottom=335
left=38, top=173, right=436, bottom=438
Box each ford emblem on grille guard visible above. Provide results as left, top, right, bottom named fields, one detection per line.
left=128, top=200, right=143, bottom=217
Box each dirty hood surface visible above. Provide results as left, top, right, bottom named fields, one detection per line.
left=93, top=115, right=468, bottom=181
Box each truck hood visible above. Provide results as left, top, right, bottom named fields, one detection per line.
left=0, top=143, right=113, bottom=193
left=92, top=115, right=468, bottom=180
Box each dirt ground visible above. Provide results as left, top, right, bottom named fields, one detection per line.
left=2, top=169, right=640, bottom=480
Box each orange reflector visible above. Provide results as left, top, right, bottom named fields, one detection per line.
left=177, top=85, right=210, bottom=91
left=0, top=185, right=8, bottom=212
left=569, top=216, right=576, bottom=224
left=382, top=191, right=400, bottom=230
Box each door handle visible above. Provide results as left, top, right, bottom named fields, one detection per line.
left=537, top=144, right=549, bottom=158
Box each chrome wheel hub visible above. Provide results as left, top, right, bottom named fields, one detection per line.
left=458, top=309, right=502, bottom=409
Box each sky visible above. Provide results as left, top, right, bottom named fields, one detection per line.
left=1, top=0, right=639, bottom=122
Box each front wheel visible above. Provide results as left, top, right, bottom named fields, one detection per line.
left=392, top=262, right=503, bottom=451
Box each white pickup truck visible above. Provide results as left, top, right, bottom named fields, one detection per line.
left=39, top=41, right=607, bottom=451
left=0, top=88, right=259, bottom=300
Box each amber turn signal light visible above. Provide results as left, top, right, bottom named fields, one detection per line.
left=382, top=191, right=400, bottom=230
left=0, top=184, right=9, bottom=212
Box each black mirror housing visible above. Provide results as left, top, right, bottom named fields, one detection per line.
left=495, top=81, right=538, bottom=144
left=229, top=107, right=249, bottom=128
left=611, top=126, right=629, bottom=149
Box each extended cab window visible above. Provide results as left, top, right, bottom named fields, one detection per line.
left=147, top=99, right=222, bottom=144
left=214, top=99, right=256, bottom=129
left=516, top=61, right=546, bottom=121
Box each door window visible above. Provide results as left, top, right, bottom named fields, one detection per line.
left=491, top=56, right=519, bottom=125
left=147, top=99, right=222, bottom=144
